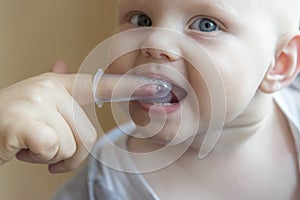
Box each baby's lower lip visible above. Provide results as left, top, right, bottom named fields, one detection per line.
left=137, top=83, right=187, bottom=114
left=138, top=101, right=181, bottom=114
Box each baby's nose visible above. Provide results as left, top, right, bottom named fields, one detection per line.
left=141, top=29, right=182, bottom=61
left=141, top=48, right=180, bottom=61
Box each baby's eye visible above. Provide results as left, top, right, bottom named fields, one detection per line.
left=130, top=14, right=152, bottom=27
left=189, top=18, right=220, bottom=32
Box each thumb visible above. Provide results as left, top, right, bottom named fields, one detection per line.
left=51, top=60, right=69, bottom=74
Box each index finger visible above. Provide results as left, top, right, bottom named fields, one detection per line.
left=55, top=71, right=172, bottom=106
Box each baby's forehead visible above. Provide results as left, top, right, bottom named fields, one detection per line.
left=117, top=0, right=293, bottom=12
left=230, top=0, right=299, bottom=32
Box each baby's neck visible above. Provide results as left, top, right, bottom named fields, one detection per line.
left=189, top=94, right=282, bottom=155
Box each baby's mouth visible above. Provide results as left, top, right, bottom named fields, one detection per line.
left=139, top=84, right=188, bottom=105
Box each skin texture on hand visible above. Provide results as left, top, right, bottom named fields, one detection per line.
left=0, top=61, right=98, bottom=173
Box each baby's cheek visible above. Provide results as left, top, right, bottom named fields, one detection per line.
left=189, top=75, right=212, bottom=127
left=222, top=82, right=256, bottom=124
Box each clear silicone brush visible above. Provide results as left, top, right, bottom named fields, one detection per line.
left=93, top=69, right=172, bottom=107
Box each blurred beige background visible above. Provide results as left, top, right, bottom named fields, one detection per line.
left=0, top=1, right=117, bottom=199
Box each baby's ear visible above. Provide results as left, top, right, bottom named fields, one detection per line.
left=260, top=34, right=300, bottom=93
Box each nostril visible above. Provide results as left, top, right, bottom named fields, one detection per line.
left=141, top=48, right=158, bottom=58
left=160, top=53, right=171, bottom=60
left=141, top=48, right=178, bottom=61
left=143, top=49, right=152, bottom=58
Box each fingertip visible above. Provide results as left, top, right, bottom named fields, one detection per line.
left=48, top=162, right=64, bottom=174
left=15, top=149, right=36, bottom=163
left=48, top=148, right=89, bottom=173
left=52, top=60, right=69, bottom=74
left=48, top=160, right=77, bottom=174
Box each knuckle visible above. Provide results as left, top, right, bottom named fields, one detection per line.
left=2, top=142, right=14, bottom=155
left=44, top=137, right=59, bottom=152
left=33, top=78, right=57, bottom=90
left=24, top=79, right=60, bottom=106
left=25, top=92, right=45, bottom=106
left=60, top=147, right=76, bottom=160
left=0, top=134, right=17, bottom=159
left=0, top=116, right=26, bottom=155
left=33, top=133, right=58, bottom=155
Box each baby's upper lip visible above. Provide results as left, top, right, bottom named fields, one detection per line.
left=138, top=73, right=188, bottom=103
left=139, top=73, right=179, bottom=87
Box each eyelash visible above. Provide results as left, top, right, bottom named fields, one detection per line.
left=128, top=13, right=152, bottom=27
left=127, top=13, right=222, bottom=33
left=188, top=17, right=221, bottom=32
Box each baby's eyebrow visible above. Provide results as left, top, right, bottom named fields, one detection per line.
left=188, top=0, right=240, bottom=18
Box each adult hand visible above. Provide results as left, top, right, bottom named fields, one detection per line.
left=0, top=61, right=97, bottom=173
left=0, top=60, right=168, bottom=173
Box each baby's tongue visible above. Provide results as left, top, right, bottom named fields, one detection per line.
left=140, top=84, right=187, bottom=104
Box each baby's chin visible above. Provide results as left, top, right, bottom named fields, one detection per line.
left=134, top=126, right=195, bottom=146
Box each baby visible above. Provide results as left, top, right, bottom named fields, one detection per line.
left=1, top=0, right=300, bottom=199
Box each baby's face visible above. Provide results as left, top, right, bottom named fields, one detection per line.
left=108, top=0, right=286, bottom=143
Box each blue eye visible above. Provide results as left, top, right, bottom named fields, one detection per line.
left=189, top=18, right=220, bottom=32
left=130, top=14, right=152, bottom=27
